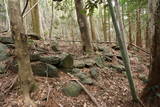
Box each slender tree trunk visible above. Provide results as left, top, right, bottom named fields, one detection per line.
left=107, top=0, right=139, bottom=102
left=74, top=0, right=93, bottom=53
left=145, top=21, right=150, bottom=50
left=89, top=15, right=97, bottom=41
left=142, top=0, right=160, bottom=105
left=108, top=8, right=111, bottom=42
left=128, top=13, right=132, bottom=44
left=8, top=0, right=36, bottom=106
left=103, top=4, right=107, bottom=41
left=136, top=8, right=142, bottom=47
left=49, top=0, right=54, bottom=43
left=30, top=0, right=41, bottom=36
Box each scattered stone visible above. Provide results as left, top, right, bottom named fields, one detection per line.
left=108, top=64, right=125, bottom=72
left=85, top=59, right=96, bottom=68
left=81, top=78, right=94, bottom=85
left=74, top=71, right=94, bottom=85
left=40, top=56, right=61, bottom=65
left=30, top=54, right=41, bottom=62
left=90, top=67, right=99, bottom=79
left=72, top=68, right=81, bottom=74
left=62, top=81, right=82, bottom=97
left=0, top=64, right=5, bottom=74
left=51, top=41, right=59, bottom=52
left=74, top=72, right=88, bottom=80
left=0, top=43, right=10, bottom=61
left=59, top=53, right=73, bottom=69
left=95, top=56, right=105, bottom=68
left=74, top=60, right=85, bottom=68
left=31, top=62, right=59, bottom=77
left=0, top=37, right=14, bottom=44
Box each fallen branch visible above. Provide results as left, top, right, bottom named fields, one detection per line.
left=130, top=43, right=150, bottom=55
left=22, top=0, right=40, bottom=18
left=67, top=73, right=100, bottom=107
left=3, top=75, right=18, bottom=94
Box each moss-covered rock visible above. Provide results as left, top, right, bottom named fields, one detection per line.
left=0, top=43, right=10, bottom=61
left=81, top=78, right=94, bottom=85
left=62, top=82, right=82, bottom=97
left=90, top=67, right=99, bottom=79
left=39, top=56, right=61, bottom=65
left=59, top=53, right=73, bottom=68
left=31, top=62, right=59, bottom=77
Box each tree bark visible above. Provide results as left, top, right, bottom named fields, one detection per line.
left=145, top=21, right=150, bottom=50
left=107, top=0, right=139, bottom=102
left=8, top=0, right=36, bottom=106
left=108, top=8, right=111, bottom=42
left=89, top=15, right=97, bottom=41
left=74, top=0, right=93, bottom=53
left=128, top=12, right=132, bottom=48
left=136, top=8, right=142, bottom=47
left=30, top=0, right=41, bottom=36
left=103, top=4, right=107, bottom=41
left=142, top=0, right=160, bottom=105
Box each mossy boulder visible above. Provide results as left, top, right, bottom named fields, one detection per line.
left=108, top=64, right=125, bottom=72
left=31, top=62, right=59, bottom=77
left=0, top=43, right=10, bottom=61
left=62, top=82, right=82, bottom=97
left=74, top=72, right=94, bottom=85
left=90, top=67, right=99, bottom=79
left=39, top=56, right=61, bottom=65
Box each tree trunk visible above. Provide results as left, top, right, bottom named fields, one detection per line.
left=74, top=0, right=93, bottom=53
left=107, top=0, right=139, bottom=102
left=108, top=8, right=111, bottom=42
left=145, top=21, right=150, bottom=50
left=30, top=0, right=41, bottom=36
left=89, top=15, right=97, bottom=41
left=8, top=0, right=36, bottom=106
left=136, top=8, right=142, bottom=47
left=128, top=13, right=132, bottom=46
left=142, top=0, right=160, bottom=105
left=103, top=4, right=107, bottom=41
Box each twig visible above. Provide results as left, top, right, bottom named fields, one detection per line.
left=3, top=75, right=18, bottom=94
left=22, top=0, right=40, bottom=18
left=67, top=73, right=100, bottom=107
left=44, top=66, right=51, bottom=102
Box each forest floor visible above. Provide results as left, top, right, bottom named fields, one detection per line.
left=0, top=41, right=150, bottom=107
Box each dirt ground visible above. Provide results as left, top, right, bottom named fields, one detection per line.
left=0, top=42, right=149, bottom=107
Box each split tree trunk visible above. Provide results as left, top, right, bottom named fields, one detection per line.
left=142, top=0, right=160, bottom=105
left=74, top=0, right=93, bottom=53
left=8, top=0, right=36, bottom=106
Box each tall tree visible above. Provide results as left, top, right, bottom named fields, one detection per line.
left=74, top=0, right=93, bottom=53
left=136, top=8, right=142, bottom=47
left=107, top=0, right=139, bottom=102
left=128, top=12, right=132, bottom=45
left=8, top=0, right=36, bottom=106
left=89, top=15, right=97, bottom=41
left=30, top=0, right=41, bottom=36
left=142, top=0, right=160, bottom=105
left=103, top=4, right=107, bottom=41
